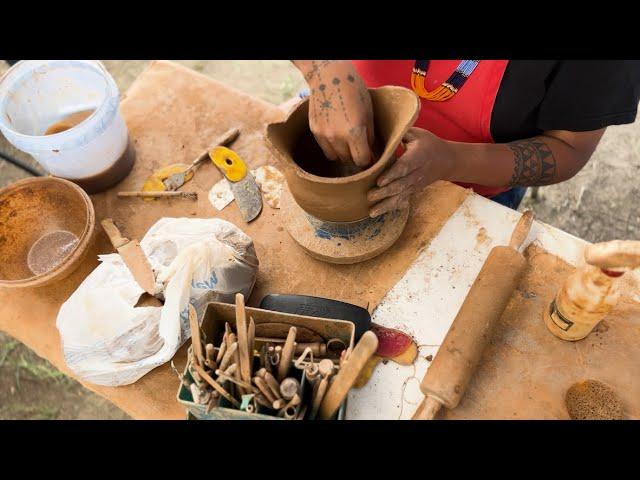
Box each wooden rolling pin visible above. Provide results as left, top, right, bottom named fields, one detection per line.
left=412, top=210, right=535, bottom=420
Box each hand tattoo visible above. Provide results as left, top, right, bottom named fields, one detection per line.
left=304, top=60, right=334, bottom=83
left=508, top=138, right=557, bottom=186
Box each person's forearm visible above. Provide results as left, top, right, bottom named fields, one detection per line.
left=292, top=60, right=348, bottom=86
left=445, top=129, right=605, bottom=187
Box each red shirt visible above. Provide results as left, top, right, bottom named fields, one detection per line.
left=351, top=60, right=510, bottom=198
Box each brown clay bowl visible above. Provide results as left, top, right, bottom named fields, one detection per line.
left=0, top=176, right=95, bottom=288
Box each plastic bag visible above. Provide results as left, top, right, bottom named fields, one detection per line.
left=56, top=217, right=259, bottom=386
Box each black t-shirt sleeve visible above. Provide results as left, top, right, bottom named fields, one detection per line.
left=537, top=60, right=640, bottom=132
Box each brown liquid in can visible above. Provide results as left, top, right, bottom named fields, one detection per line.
left=45, top=110, right=136, bottom=194
left=44, top=109, right=95, bottom=135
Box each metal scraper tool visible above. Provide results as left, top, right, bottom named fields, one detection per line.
left=209, top=146, right=262, bottom=223
left=162, top=127, right=240, bottom=191
left=101, top=218, right=156, bottom=295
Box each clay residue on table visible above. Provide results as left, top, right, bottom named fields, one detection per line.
left=475, top=227, right=491, bottom=250
left=443, top=244, right=640, bottom=419
left=253, top=180, right=471, bottom=311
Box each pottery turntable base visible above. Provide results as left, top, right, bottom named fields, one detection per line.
left=281, top=185, right=410, bottom=264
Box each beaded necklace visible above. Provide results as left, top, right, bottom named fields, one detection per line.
left=411, top=60, right=480, bottom=101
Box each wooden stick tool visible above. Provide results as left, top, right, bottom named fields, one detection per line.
left=412, top=210, right=535, bottom=420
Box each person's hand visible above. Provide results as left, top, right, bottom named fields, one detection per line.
left=367, top=128, right=457, bottom=217
left=297, top=61, right=375, bottom=167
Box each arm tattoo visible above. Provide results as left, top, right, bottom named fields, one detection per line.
left=508, top=138, right=557, bottom=187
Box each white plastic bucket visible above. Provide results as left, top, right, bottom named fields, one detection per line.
left=0, top=60, right=133, bottom=193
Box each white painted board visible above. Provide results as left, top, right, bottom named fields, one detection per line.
left=346, top=192, right=592, bottom=420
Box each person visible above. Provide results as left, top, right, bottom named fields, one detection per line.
left=289, top=60, right=640, bottom=215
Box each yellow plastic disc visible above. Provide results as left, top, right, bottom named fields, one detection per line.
left=209, top=146, right=247, bottom=182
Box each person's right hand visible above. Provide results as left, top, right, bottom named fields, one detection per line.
left=294, top=60, right=375, bottom=167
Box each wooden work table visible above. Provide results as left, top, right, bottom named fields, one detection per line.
left=1, top=61, right=638, bottom=420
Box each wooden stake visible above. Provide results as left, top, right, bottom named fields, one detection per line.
left=223, top=363, right=238, bottom=377
left=216, top=340, right=227, bottom=365
left=264, top=371, right=282, bottom=400
left=253, top=377, right=277, bottom=404
left=215, top=370, right=259, bottom=394
left=309, top=376, right=329, bottom=420
left=287, top=393, right=302, bottom=410
left=248, top=317, right=256, bottom=375
left=218, top=342, right=238, bottom=372
left=205, top=343, right=217, bottom=370
left=235, top=293, right=252, bottom=389
left=193, top=363, right=240, bottom=408
left=278, top=327, right=297, bottom=381
left=188, top=305, right=204, bottom=368
left=233, top=346, right=245, bottom=396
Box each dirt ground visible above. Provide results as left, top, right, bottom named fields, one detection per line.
left=0, top=60, right=638, bottom=419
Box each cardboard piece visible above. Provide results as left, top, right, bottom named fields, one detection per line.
left=0, top=61, right=468, bottom=419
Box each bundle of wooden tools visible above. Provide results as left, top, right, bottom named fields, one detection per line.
left=181, top=293, right=378, bottom=420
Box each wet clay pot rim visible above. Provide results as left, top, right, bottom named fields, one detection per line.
left=265, top=86, right=421, bottom=185
left=0, top=176, right=96, bottom=289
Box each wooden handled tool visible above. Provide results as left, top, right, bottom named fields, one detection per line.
left=412, top=210, right=535, bottom=420
left=318, top=330, right=379, bottom=420
left=235, top=294, right=252, bottom=386
left=117, top=191, right=198, bottom=199
left=162, top=127, right=241, bottom=191
left=188, top=304, right=204, bottom=368
left=277, top=326, right=297, bottom=381
left=101, top=218, right=156, bottom=295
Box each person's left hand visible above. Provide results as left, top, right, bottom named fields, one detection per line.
left=367, top=128, right=457, bottom=218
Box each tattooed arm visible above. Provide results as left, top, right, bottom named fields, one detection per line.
left=446, top=129, right=605, bottom=187
left=292, top=60, right=375, bottom=167
left=367, top=127, right=605, bottom=217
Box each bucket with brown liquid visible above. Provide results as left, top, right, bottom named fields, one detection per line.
left=0, top=60, right=135, bottom=194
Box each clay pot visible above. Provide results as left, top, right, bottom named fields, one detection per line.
left=0, top=176, right=95, bottom=288
left=265, top=86, right=420, bottom=222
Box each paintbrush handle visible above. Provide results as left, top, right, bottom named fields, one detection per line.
left=117, top=191, right=198, bottom=199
